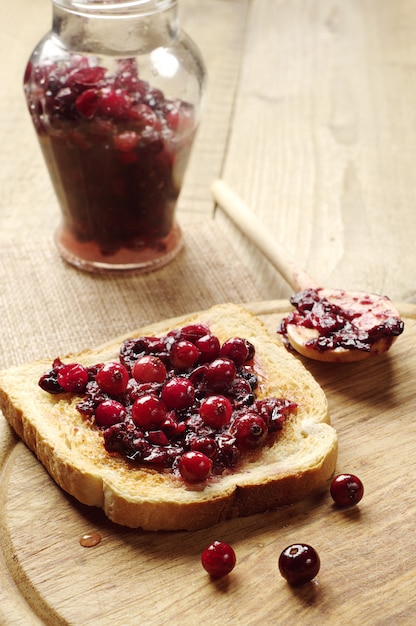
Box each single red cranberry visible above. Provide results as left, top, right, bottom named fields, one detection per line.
left=232, top=413, right=268, bottom=448
left=128, top=102, right=158, bottom=128
left=75, top=88, right=100, bottom=118
left=178, top=451, right=212, bottom=483
left=161, top=377, right=195, bottom=411
left=131, top=394, right=167, bottom=430
left=57, top=363, right=89, bottom=393
left=220, top=337, right=249, bottom=366
left=97, top=87, right=131, bottom=119
left=199, top=395, right=233, bottom=428
left=201, top=541, right=236, bottom=577
left=170, top=340, right=201, bottom=371
left=278, top=544, right=320, bottom=586
left=189, top=436, right=218, bottom=459
left=96, top=362, right=129, bottom=396
left=195, top=334, right=221, bottom=363
left=330, top=473, right=364, bottom=507
left=205, top=358, right=236, bottom=392
left=179, top=323, right=211, bottom=343
left=95, top=399, right=126, bottom=427
left=132, top=355, right=167, bottom=384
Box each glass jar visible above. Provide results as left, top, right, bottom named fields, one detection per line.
left=24, top=0, right=206, bottom=273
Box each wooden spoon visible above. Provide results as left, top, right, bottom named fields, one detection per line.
left=211, top=179, right=404, bottom=362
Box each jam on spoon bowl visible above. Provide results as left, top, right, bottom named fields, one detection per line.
left=211, top=180, right=404, bottom=363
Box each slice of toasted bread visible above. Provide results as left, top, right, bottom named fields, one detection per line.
left=0, top=303, right=337, bottom=531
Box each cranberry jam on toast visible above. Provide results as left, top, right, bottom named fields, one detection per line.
left=0, top=304, right=337, bottom=531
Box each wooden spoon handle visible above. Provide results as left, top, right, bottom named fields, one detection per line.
left=211, top=180, right=319, bottom=292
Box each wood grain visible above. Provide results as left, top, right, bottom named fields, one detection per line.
left=215, top=0, right=416, bottom=303
left=1, top=302, right=416, bottom=625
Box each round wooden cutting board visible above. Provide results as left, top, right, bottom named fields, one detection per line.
left=1, top=301, right=416, bottom=626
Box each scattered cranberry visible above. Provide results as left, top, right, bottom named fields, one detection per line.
left=278, top=544, right=320, bottom=586
left=201, top=541, right=236, bottom=577
left=95, top=399, right=126, bottom=427
left=330, top=473, right=364, bottom=507
left=178, top=451, right=212, bottom=483
left=56, top=363, right=89, bottom=393
left=132, top=355, right=167, bottom=384
left=199, top=395, right=233, bottom=428
left=96, top=362, right=129, bottom=395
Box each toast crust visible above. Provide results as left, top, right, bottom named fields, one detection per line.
left=0, top=304, right=337, bottom=530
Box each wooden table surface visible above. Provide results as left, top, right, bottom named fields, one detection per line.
left=2, top=1, right=416, bottom=624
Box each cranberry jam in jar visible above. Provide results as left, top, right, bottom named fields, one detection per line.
left=24, top=0, right=206, bottom=272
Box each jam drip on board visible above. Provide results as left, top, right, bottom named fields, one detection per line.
left=39, top=324, right=297, bottom=485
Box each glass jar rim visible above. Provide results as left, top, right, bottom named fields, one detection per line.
left=53, top=0, right=176, bottom=16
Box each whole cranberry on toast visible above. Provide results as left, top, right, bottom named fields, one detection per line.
left=0, top=304, right=337, bottom=530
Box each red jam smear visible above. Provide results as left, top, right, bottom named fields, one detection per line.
left=24, top=57, right=196, bottom=265
left=38, top=325, right=297, bottom=482
left=279, top=288, right=404, bottom=352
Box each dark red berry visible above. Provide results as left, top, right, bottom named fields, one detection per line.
left=132, top=355, right=167, bottom=384
left=278, top=543, right=320, bottom=586
left=147, top=430, right=169, bottom=446
left=199, top=395, right=232, bottom=428
left=38, top=368, right=64, bottom=394
left=170, top=340, right=200, bottom=371
left=131, top=394, right=167, bottom=429
left=179, top=323, right=210, bottom=343
left=161, top=412, right=185, bottom=437
left=220, top=337, right=249, bottom=366
left=232, top=413, right=268, bottom=448
left=57, top=363, right=89, bottom=393
left=330, top=473, right=364, bottom=507
left=96, top=87, right=131, bottom=119
left=95, top=399, right=126, bottom=427
left=75, top=88, right=100, bottom=118
left=178, top=451, right=212, bottom=483
left=161, top=377, right=195, bottom=411
left=189, top=436, right=218, bottom=459
left=205, top=358, right=236, bottom=392
left=201, top=541, right=236, bottom=577
left=195, top=334, right=220, bottom=363
left=96, top=362, right=129, bottom=395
